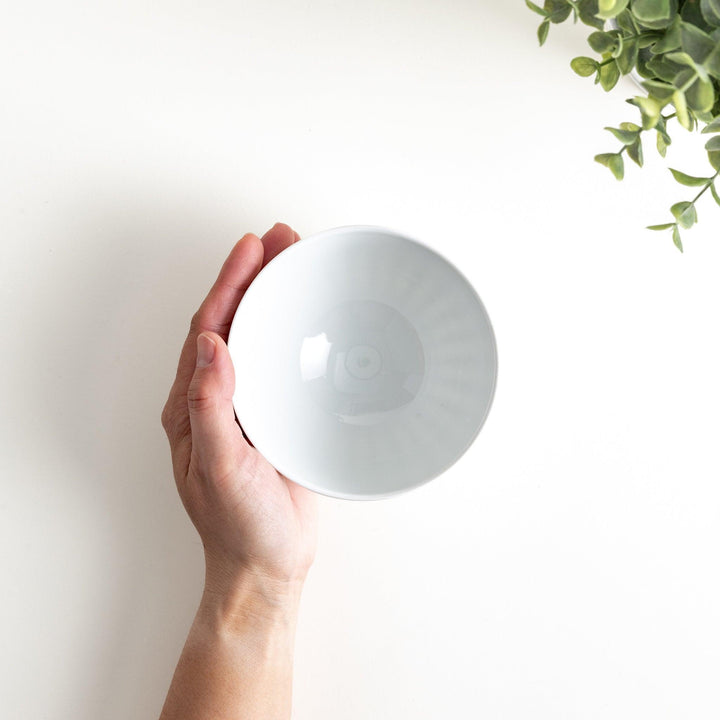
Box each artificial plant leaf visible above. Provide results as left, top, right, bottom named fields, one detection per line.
left=673, top=89, right=692, bottom=129
left=588, top=30, right=618, bottom=52
left=629, top=95, right=663, bottom=128
left=655, top=115, right=672, bottom=156
left=616, top=38, right=639, bottom=73
left=631, top=0, right=674, bottom=26
left=680, top=20, right=716, bottom=63
left=672, top=225, right=684, bottom=251
left=702, top=116, right=720, bottom=133
left=578, top=0, right=606, bottom=28
left=615, top=8, right=637, bottom=31
left=620, top=121, right=642, bottom=131
left=664, top=50, right=694, bottom=66
left=663, top=51, right=712, bottom=84
left=545, top=0, right=574, bottom=22
left=685, top=75, right=715, bottom=113
left=705, top=135, right=720, bottom=169
left=636, top=54, right=655, bottom=78
left=641, top=78, right=677, bottom=100
left=671, top=200, right=697, bottom=227
left=638, top=32, right=663, bottom=47
left=647, top=223, right=675, bottom=230
left=700, top=0, right=720, bottom=26
left=650, top=15, right=682, bottom=52
left=703, top=44, right=720, bottom=79
left=597, top=0, right=630, bottom=20
left=665, top=51, right=709, bottom=81
left=605, top=126, right=640, bottom=143
left=627, top=136, right=644, bottom=166
left=669, top=168, right=712, bottom=186
left=599, top=59, right=621, bottom=89
left=682, top=0, right=714, bottom=29
left=631, top=0, right=669, bottom=20
left=646, top=54, right=684, bottom=81
left=538, top=19, right=550, bottom=45
left=612, top=33, right=625, bottom=58
left=527, top=0, right=549, bottom=16
left=711, top=182, right=720, bottom=206
left=595, top=152, right=625, bottom=179
left=571, top=56, right=599, bottom=75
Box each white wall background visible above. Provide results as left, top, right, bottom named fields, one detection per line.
left=2, top=1, right=720, bottom=718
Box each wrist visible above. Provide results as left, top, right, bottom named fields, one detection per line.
left=200, top=562, right=305, bottom=636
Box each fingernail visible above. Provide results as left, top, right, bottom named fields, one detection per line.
left=196, top=333, right=216, bottom=367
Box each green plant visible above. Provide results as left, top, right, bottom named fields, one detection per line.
left=527, top=0, right=720, bottom=251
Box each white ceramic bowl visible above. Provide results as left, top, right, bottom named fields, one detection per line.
left=227, top=225, right=497, bottom=500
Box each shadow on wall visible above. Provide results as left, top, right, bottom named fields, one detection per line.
left=30, top=179, right=270, bottom=719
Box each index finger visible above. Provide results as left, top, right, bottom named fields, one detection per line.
left=192, top=233, right=265, bottom=339
left=167, top=234, right=264, bottom=404
left=167, top=223, right=301, bottom=412
left=191, top=222, right=300, bottom=343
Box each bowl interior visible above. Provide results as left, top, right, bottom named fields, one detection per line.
left=227, top=226, right=497, bottom=499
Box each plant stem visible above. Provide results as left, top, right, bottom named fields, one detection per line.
left=678, top=72, right=698, bottom=95
left=692, top=171, right=720, bottom=204
left=618, top=30, right=659, bottom=43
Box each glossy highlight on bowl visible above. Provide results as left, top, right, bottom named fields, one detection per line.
left=227, top=225, right=497, bottom=500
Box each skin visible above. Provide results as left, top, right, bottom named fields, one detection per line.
left=159, top=223, right=318, bottom=720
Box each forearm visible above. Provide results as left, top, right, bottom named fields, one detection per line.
left=159, top=572, right=303, bottom=720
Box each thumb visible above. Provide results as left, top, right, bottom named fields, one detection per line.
left=187, top=331, right=246, bottom=478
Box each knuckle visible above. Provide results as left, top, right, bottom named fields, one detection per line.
left=161, top=392, right=176, bottom=432
left=187, top=378, right=216, bottom=414
left=161, top=403, right=171, bottom=431
left=161, top=392, right=192, bottom=443
left=189, top=310, right=204, bottom=335
left=161, top=401, right=181, bottom=439
left=190, top=307, right=230, bottom=337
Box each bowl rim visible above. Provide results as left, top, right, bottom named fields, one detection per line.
left=227, top=224, right=499, bottom=501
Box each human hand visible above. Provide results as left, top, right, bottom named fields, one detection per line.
left=161, top=223, right=318, bottom=608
